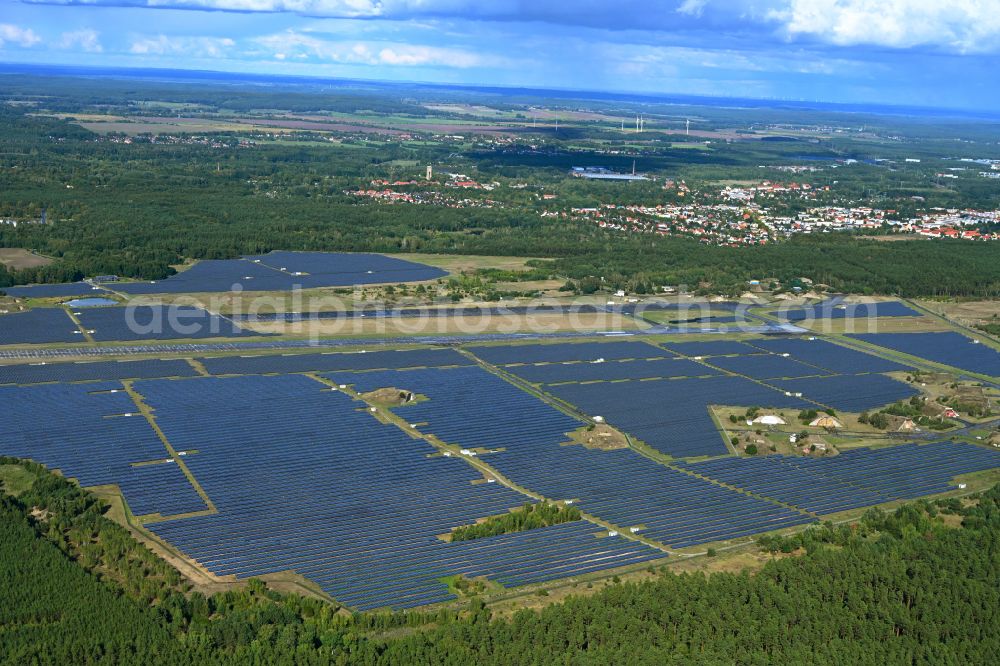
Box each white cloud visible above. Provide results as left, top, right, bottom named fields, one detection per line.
left=130, top=34, right=236, bottom=57
left=676, top=0, right=707, bottom=17
left=57, top=29, right=104, bottom=52
left=0, top=24, right=42, bottom=48
left=254, top=30, right=489, bottom=67
left=769, top=0, right=1000, bottom=53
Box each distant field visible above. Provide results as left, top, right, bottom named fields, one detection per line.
left=0, top=248, right=53, bottom=270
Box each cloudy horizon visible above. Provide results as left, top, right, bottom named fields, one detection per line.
left=2, top=1, right=999, bottom=110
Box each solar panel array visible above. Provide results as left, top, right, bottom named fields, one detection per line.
left=0, top=359, right=199, bottom=385
left=773, top=374, right=919, bottom=412
left=779, top=301, right=922, bottom=321
left=2, top=282, right=110, bottom=298
left=0, top=382, right=205, bottom=517
left=75, top=306, right=258, bottom=342
left=324, top=365, right=814, bottom=548
left=778, top=441, right=1000, bottom=500
left=326, top=366, right=582, bottom=451
left=201, top=347, right=471, bottom=376
left=706, top=353, right=831, bottom=380
left=544, top=376, right=812, bottom=457
left=137, top=374, right=659, bottom=609
left=112, top=253, right=446, bottom=295
left=489, top=446, right=814, bottom=549
left=468, top=341, right=672, bottom=366
left=849, top=332, right=1000, bottom=378
left=499, top=357, right=719, bottom=385
left=746, top=338, right=912, bottom=374
left=0, top=308, right=81, bottom=345
left=661, top=340, right=764, bottom=357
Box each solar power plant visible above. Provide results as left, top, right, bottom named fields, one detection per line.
left=779, top=301, right=922, bottom=321
left=0, top=308, right=81, bottom=345
left=74, top=306, right=258, bottom=342
left=137, top=374, right=660, bottom=609
left=746, top=337, right=912, bottom=374
left=0, top=358, right=199, bottom=385
left=849, top=332, right=1000, bottom=377
left=0, top=381, right=206, bottom=517
left=777, top=441, right=1000, bottom=500
left=113, top=253, right=445, bottom=295
left=489, top=446, right=814, bottom=548
left=706, top=353, right=831, bottom=380
left=2, top=282, right=110, bottom=298
left=772, top=374, right=919, bottom=412
left=325, top=365, right=582, bottom=451
left=467, top=341, right=673, bottom=366
left=543, top=375, right=812, bottom=458
left=114, top=259, right=292, bottom=295
left=247, top=251, right=447, bottom=287
left=324, top=365, right=812, bottom=548
left=675, top=456, right=895, bottom=516
left=661, top=340, right=765, bottom=357
left=498, top=357, right=719, bottom=385
left=200, top=347, right=472, bottom=376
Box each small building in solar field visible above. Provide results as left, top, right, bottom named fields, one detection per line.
left=809, top=415, right=843, bottom=429
left=752, top=414, right=786, bottom=426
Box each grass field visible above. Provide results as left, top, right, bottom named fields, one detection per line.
left=0, top=463, right=38, bottom=496
left=0, top=248, right=53, bottom=270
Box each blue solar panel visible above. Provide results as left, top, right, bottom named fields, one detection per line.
left=500, top=357, right=718, bottom=384
left=544, top=375, right=811, bottom=458
left=201, top=347, right=471, bottom=375
left=75, top=306, right=260, bottom=342
left=849, top=332, right=1000, bottom=377
left=772, top=374, right=919, bottom=412
left=708, top=353, right=831, bottom=380
left=746, top=337, right=912, bottom=374
left=779, top=301, right=921, bottom=321
left=468, top=341, right=674, bottom=366
left=661, top=340, right=764, bottom=357
left=0, top=308, right=82, bottom=345
left=0, top=381, right=204, bottom=517
left=136, top=374, right=660, bottom=610
left=777, top=441, right=1000, bottom=501
left=113, top=253, right=445, bottom=295
left=2, top=282, right=110, bottom=298
left=0, top=359, right=199, bottom=385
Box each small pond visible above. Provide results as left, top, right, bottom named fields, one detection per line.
left=62, top=297, right=118, bottom=308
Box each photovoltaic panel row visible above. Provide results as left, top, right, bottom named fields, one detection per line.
left=499, top=357, right=719, bottom=385
left=2, top=282, right=110, bottom=298
left=778, top=301, right=921, bottom=321
left=201, top=347, right=471, bottom=376
left=246, top=251, right=447, bottom=287
left=707, top=353, right=831, bottom=380
left=777, top=441, right=1000, bottom=501
left=661, top=340, right=764, bottom=357
left=848, top=332, right=1000, bottom=378
left=0, top=308, right=81, bottom=345
left=675, top=456, right=894, bottom=516
left=0, top=358, right=199, bottom=385
left=773, top=374, right=918, bottom=412
left=746, top=337, right=912, bottom=374
left=75, top=306, right=259, bottom=342
left=325, top=365, right=581, bottom=451
left=544, top=375, right=811, bottom=458
left=138, top=374, right=658, bottom=609
left=235, top=304, right=608, bottom=322
left=0, top=382, right=205, bottom=517
left=329, top=364, right=813, bottom=548
left=114, top=260, right=292, bottom=295
left=467, top=341, right=673, bottom=366
left=488, top=445, right=813, bottom=549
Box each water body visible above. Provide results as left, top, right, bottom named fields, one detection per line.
left=63, top=297, right=118, bottom=308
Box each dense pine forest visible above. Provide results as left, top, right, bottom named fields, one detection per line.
left=2, top=457, right=999, bottom=665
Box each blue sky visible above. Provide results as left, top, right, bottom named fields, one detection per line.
left=2, top=1, right=999, bottom=110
